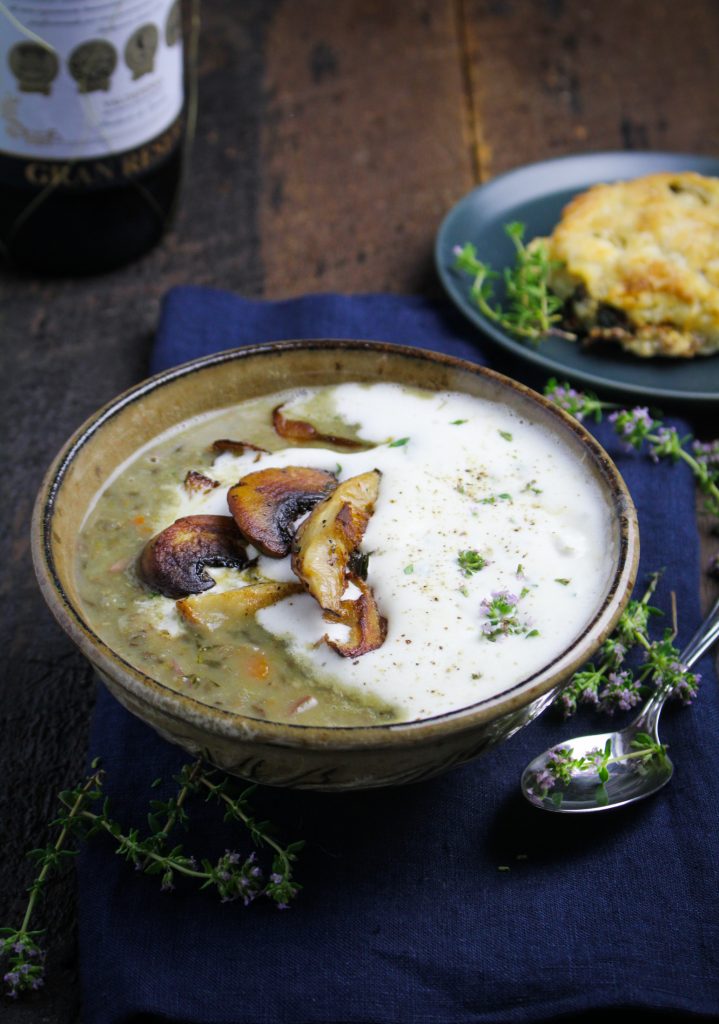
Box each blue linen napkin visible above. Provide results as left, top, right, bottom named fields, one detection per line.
left=79, top=288, right=719, bottom=1023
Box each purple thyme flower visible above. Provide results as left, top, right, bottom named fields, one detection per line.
left=609, top=407, right=655, bottom=452
left=692, top=439, right=719, bottom=468
left=616, top=407, right=652, bottom=435
left=546, top=748, right=566, bottom=765
left=579, top=685, right=600, bottom=707
left=549, top=383, right=585, bottom=419
left=533, top=768, right=555, bottom=790
left=559, top=690, right=577, bottom=716
left=598, top=670, right=642, bottom=714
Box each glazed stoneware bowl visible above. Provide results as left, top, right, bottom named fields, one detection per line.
left=32, top=341, right=639, bottom=790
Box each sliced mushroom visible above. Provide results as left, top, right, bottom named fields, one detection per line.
left=211, top=439, right=270, bottom=457
left=291, top=469, right=380, bottom=613
left=138, top=515, right=252, bottom=599
left=184, top=470, right=220, bottom=495
left=227, top=466, right=338, bottom=557
left=177, top=581, right=303, bottom=632
left=273, top=403, right=368, bottom=450
left=324, top=577, right=387, bottom=658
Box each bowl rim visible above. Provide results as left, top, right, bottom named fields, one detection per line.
left=32, top=339, right=639, bottom=751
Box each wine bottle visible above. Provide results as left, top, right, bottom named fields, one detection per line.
left=0, top=0, right=185, bottom=274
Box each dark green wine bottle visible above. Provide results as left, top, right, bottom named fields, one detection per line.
left=0, top=0, right=184, bottom=274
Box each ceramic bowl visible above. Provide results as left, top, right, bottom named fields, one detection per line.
left=32, top=341, right=639, bottom=790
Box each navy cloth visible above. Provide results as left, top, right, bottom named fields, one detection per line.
left=79, top=289, right=719, bottom=1023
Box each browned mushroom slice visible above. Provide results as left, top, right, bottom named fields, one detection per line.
left=272, top=404, right=368, bottom=450
left=138, top=515, right=252, bottom=599
left=211, top=439, right=270, bottom=456
left=184, top=470, right=220, bottom=495
left=291, top=469, right=380, bottom=613
left=177, top=581, right=303, bottom=632
left=227, top=466, right=338, bottom=557
left=324, top=577, right=387, bottom=658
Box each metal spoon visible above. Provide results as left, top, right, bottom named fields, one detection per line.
left=521, top=595, right=719, bottom=813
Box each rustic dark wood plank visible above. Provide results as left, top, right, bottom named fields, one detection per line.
left=463, top=0, right=719, bottom=177
left=257, top=0, right=474, bottom=297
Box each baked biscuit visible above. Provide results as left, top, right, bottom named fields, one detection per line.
left=538, top=172, right=719, bottom=358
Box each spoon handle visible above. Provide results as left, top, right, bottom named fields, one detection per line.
left=680, top=594, right=719, bottom=669
left=632, top=594, right=719, bottom=733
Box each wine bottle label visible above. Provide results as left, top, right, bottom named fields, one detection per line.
left=0, top=0, right=183, bottom=165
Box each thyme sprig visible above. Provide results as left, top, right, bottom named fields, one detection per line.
left=527, top=733, right=670, bottom=808
left=1, top=758, right=303, bottom=999
left=555, top=573, right=701, bottom=718
left=453, top=223, right=575, bottom=344
left=544, top=379, right=719, bottom=536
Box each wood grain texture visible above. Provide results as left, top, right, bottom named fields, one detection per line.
left=258, top=0, right=474, bottom=296
left=462, top=0, right=719, bottom=177
left=1, top=1, right=718, bottom=1020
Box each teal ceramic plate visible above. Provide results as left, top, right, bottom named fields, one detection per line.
left=435, top=152, right=719, bottom=408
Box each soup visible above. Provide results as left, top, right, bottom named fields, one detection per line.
left=76, top=382, right=613, bottom=726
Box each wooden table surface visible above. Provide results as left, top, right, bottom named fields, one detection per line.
left=2, top=2, right=718, bottom=1020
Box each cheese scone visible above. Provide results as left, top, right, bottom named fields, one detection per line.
left=537, top=171, right=719, bottom=358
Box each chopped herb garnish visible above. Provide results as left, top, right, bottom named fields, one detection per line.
left=403, top=564, right=414, bottom=575
left=459, top=585, right=469, bottom=598
left=480, top=590, right=535, bottom=641
left=499, top=430, right=513, bottom=441
left=450, top=419, right=468, bottom=425
left=388, top=437, right=410, bottom=448
left=555, top=578, right=571, bottom=586
left=479, top=492, right=513, bottom=505
left=457, top=549, right=486, bottom=577
left=522, top=480, right=542, bottom=494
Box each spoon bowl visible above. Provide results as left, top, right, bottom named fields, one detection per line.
left=522, top=727, right=674, bottom=813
